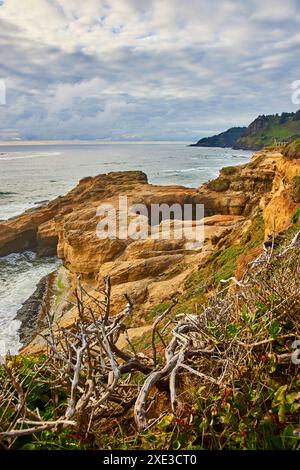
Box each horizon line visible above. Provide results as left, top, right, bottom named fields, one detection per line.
left=0, top=139, right=193, bottom=146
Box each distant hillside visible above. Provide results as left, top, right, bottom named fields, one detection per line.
left=190, top=127, right=246, bottom=148
left=191, top=110, right=300, bottom=150
left=233, top=110, right=300, bottom=150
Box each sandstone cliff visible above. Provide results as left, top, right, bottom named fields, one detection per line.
left=0, top=149, right=299, bottom=352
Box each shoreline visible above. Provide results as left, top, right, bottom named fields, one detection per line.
left=0, top=147, right=252, bottom=353
left=3, top=147, right=299, bottom=353
left=16, top=273, right=51, bottom=347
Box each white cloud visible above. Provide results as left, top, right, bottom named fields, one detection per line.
left=0, top=0, right=299, bottom=140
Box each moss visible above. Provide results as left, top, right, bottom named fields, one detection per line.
left=53, top=274, right=65, bottom=306
left=291, top=175, right=300, bottom=203
left=175, top=265, right=213, bottom=314
left=176, top=212, right=265, bottom=314
left=292, top=207, right=300, bottom=224
left=283, top=139, right=300, bottom=159
left=207, top=178, right=230, bottom=192
left=145, top=302, right=169, bottom=321
left=213, top=212, right=264, bottom=283
left=213, top=245, right=244, bottom=283
left=56, top=275, right=64, bottom=291
left=242, top=212, right=265, bottom=249
left=221, top=166, right=237, bottom=175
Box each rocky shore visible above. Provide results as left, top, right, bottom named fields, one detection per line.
left=16, top=273, right=52, bottom=345
left=1, top=149, right=299, bottom=352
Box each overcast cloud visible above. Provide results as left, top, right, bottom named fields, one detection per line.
left=0, top=0, right=300, bottom=140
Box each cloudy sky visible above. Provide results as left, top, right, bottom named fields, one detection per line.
left=0, top=0, right=300, bottom=141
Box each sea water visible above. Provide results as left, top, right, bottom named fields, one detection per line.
left=0, top=142, right=252, bottom=351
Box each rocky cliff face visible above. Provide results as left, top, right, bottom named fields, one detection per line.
left=1, top=150, right=299, bottom=352
left=199, top=149, right=300, bottom=236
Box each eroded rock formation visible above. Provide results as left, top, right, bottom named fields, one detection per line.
left=1, top=150, right=299, bottom=352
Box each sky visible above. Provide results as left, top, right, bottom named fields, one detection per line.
left=0, top=0, right=300, bottom=141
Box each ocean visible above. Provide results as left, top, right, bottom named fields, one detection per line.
left=0, top=142, right=252, bottom=353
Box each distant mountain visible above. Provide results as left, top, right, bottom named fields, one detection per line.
left=191, top=110, right=300, bottom=150
left=190, top=127, right=246, bottom=148
left=233, top=110, right=300, bottom=150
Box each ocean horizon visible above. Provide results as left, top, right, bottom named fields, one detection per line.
left=0, top=142, right=251, bottom=353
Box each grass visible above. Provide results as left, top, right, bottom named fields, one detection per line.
left=1, top=214, right=299, bottom=451
left=237, top=115, right=300, bottom=149
left=91, top=220, right=300, bottom=450
left=292, top=207, right=300, bottom=224
left=213, top=245, right=245, bottom=283
left=292, top=176, right=300, bottom=203
left=145, top=302, right=169, bottom=321
left=53, top=273, right=65, bottom=306
left=283, top=139, right=300, bottom=159
left=0, top=355, right=84, bottom=450
left=176, top=211, right=265, bottom=313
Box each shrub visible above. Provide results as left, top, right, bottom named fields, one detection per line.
left=283, top=139, right=300, bottom=159
left=1, top=223, right=299, bottom=451
left=207, top=178, right=230, bottom=192
left=221, top=166, right=237, bottom=176
left=292, top=207, right=300, bottom=223
left=292, top=175, right=300, bottom=203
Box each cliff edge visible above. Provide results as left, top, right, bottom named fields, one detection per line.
left=0, top=149, right=299, bottom=352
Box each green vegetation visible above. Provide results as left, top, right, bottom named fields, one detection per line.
left=1, top=217, right=299, bottom=451
left=235, top=111, right=300, bottom=149
left=53, top=273, right=66, bottom=306
left=292, top=207, right=300, bottom=224
left=191, top=126, right=246, bottom=148
left=193, top=110, right=300, bottom=150
left=145, top=302, right=169, bottom=321
left=283, top=139, right=300, bottom=160
left=221, top=166, right=238, bottom=176
left=99, top=221, right=300, bottom=450
left=292, top=176, right=300, bottom=203
left=207, top=178, right=230, bottom=192
left=213, top=244, right=245, bottom=283
left=176, top=211, right=265, bottom=313
left=0, top=356, right=85, bottom=450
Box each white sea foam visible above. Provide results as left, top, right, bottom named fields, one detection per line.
left=0, top=151, right=61, bottom=161
left=0, top=143, right=252, bottom=353
left=0, top=252, right=60, bottom=354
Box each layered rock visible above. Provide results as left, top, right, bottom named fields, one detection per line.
left=1, top=150, right=299, bottom=352
left=197, top=150, right=300, bottom=236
